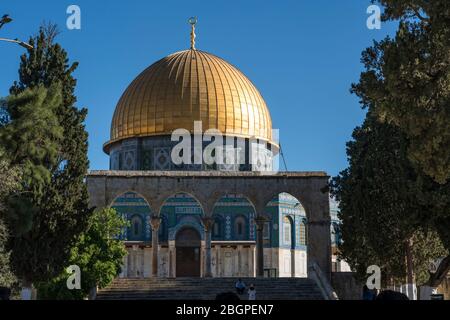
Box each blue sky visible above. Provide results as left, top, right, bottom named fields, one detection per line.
left=0, top=1, right=397, bottom=176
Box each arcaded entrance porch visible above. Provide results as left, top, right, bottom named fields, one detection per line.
left=87, top=170, right=331, bottom=281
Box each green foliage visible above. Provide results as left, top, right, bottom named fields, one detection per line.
left=0, top=149, right=22, bottom=213
left=0, top=149, right=21, bottom=288
left=337, top=1, right=450, bottom=285
left=331, top=113, right=448, bottom=285
left=0, top=85, right=65, bottom=282
left=355, top=0, right=450, bottom=183
left=1, top=86, right=63, bottom=238
left=0, top=219, right=16, bottom=287
left=411, top=230, right=447, bottom=285
left=335, top=0, right=450, bottom=285
left=37, top=208, right=127, bottom=300
left=1, top=86, right=63, bottom=196
left=1, top=24, right=92, bottom=285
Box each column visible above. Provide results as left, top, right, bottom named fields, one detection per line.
left=255, top=217, right=266, bottom=277
left=215, top=246, right=220, bottom=276
left=237, top=245, right=242, bottom=277
left=202, top=217, right=214, bottom=278
left=218, top=245, right=223, bottom=277
left=140, top=247, right=145, bottom=278
left=247, top=246, right=252, bottom=276
left=150, top=216, right=161, bottom=277
left=291, top=249, right=296, bottom=278
left=168, top=240, right=175, bottom=278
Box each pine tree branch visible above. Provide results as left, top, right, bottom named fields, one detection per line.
left=427, top=255, right=450, bottom=287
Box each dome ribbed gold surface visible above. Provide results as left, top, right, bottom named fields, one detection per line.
left=104, top=49, right=273, bottom=152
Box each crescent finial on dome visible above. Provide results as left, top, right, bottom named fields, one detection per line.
left=188, top=17, right=197, bottom=50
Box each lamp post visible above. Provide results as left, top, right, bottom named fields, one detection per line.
left=0, top=37, right=32, bottom=49
left=0, top=14, right=33, bottom=50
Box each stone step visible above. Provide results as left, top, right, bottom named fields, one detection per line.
left=103, top=286, right=319, bottom=290
left=104, top=288, right=315, bottom=290
left=97, top=296, right=322, bottom=300
left=103, top=286, right=318, bottom=290
left=107, top=282, right=316, bottom=286
left=97, top=277, right=324, bottom=300
left=97, top=295, right=324, bottom=300
left=97, top=292, right=324, bottom=299
left=98, top=278, right=320, bottom=285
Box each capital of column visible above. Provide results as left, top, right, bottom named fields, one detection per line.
left=201, top=216, right=215, bottom=232
left=150, top=216, right=161, bottom=231
left=254, top=216, right=268, bottom=231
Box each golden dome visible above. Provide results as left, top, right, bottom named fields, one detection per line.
left=104, top=49, right=274, bottom=153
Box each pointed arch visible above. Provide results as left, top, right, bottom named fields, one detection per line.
left=212, top=194, right=256, bottom=241
left=111, top=191, right=153, bottom=242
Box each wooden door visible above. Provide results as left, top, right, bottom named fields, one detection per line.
left=175, top=228, right=201, bottom=277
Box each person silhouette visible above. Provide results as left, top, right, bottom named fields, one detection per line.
left=248, top=284, right=256, bottom=300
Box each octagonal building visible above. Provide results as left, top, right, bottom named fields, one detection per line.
left=87, top=24, right=333, bottom=280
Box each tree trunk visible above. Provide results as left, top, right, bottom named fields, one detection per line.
left=404, top=238, right=416, bottom=300
left=405, top=238, right=415, bottom=285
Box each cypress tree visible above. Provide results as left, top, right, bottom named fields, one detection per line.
left=331, top=113, right=448, bottom=289
left=354, top=0, right=450, bottom=183
left=3, top=24, right=92, bottom=290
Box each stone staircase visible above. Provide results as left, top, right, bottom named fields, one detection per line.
left=96, top=277, right=325, bottom=300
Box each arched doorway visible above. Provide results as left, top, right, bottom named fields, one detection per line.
left=175, top=227, right=201, bottom=277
